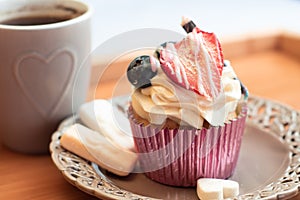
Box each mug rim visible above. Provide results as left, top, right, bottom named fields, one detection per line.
left=0, top=0, right=93, bottom=30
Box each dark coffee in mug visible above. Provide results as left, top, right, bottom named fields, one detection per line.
left=1, top=16, right=72, bottom=26
left=0, top=6, right=85, bottom=26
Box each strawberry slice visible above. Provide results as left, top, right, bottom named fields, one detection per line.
left=159, top=27, right=224, bottom=99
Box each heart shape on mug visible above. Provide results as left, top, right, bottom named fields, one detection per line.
left=14, top=48, right=75, bottom=119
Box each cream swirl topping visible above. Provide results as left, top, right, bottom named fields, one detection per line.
left=131, top=60, right=241, bottom=129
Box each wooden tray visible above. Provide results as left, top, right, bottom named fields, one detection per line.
left=223, top=31, right=300, bottom=111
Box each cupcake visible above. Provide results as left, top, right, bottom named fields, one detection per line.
left=126, top=18, right=248, bottom=187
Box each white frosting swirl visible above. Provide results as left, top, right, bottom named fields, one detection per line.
left=131, top=60, right=241, bottom=129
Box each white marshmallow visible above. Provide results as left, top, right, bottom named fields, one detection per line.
left=60, top=123, right=138, bottom=176
left=197, top=178, right=239, bottom=200
left=222, top=179, right=239, bottom=199
left=197, top=179, right=223, bottom=200
left=78, top=99, right=135, bottom=152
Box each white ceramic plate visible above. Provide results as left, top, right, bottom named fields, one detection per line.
left=50, top=96, right=300, bottom=200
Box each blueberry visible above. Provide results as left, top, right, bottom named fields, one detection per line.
left=154, top=41, right=176, bottom=59
left=127, top=55, right=158, bottom=89
left=240, top=81, right=249, bottom=100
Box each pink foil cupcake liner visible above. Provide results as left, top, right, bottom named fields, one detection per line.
left=128, top=104, right=247, bottom=187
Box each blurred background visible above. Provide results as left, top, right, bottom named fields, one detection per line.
left=85, top=0, right=300, bottom=51
left=85, top=0, right=300, bottom=109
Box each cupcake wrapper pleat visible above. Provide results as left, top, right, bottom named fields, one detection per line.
left=129, top=104, right=247, bottom=187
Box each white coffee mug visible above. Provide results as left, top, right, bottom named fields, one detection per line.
left=0, top=0, right=92, bottom=154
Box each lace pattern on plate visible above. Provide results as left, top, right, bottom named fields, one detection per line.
left=50, top=96, right=300, bottom=200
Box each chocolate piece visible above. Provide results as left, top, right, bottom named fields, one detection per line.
left=182, top=20, right=196, bottom=33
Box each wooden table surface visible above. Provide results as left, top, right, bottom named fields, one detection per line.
left=1, top=35, right=300, bottom=199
